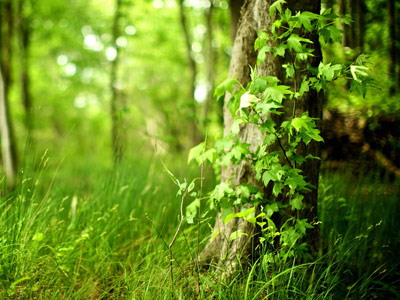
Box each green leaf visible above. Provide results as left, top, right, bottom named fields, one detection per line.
left=250, top=78, right=268, bottom=93
left=260, top=118, right=277, bottom=134
left=272, top=182, right=284, bottom=197
left=255, top=30, right=270, bottom=50
left=284, top=64, right=294, bottom=78
left=224, top=212, right=238, bottom=224
left=295, top=218, right=313, bottom=234
left=273, top=44, right=286, bottom=57
left=211, top=230, right=221, bottom=242
left=214, top=77, right=241, bottom=101
left=291, top=118, right=306, bottom=132
left=263, top=170, right=279, bottom=186
left=215, top=135, right=235, bottom=153
left=287, top=34, right=312, bottom=52
left=299, top=79, right=309, bottom=96
left=230, top=117, right=247, bottom=135
left=318, top=62, right=342, bottom=81
left=290, top=194, right=303, bottom=210
left=327, top=25, right=343, bottom=43
left=270, top=0, right=286, bottom=17
left=257, top=46, right=272, bottom=65
left=230, top=230, right=248, bottom=241
left=188, top=142, right=205, bottom=164
left=264, top=85, right=292, bottom=103
left=204, top=149, right=217, bottom=163
left=297, top=13, right=313, bottom=31
left=186, top=198, right=200, bottom=224
left=256, top=101, right=283, bottom=115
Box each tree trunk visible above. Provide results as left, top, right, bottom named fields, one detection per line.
left=110, top=0, right=124, bottom=163
left=17, top=0, right=32, bottom=126
left=339, top=0, right=352, bottom=48
left=356, top=0, right=365, bottom=52
left=0, top=66, right=16, bottom=186
left=199, top=0, right=322, bottom=274
left=0, top=0, right=18, bottom=186
left=17, top=0, right=34, bottom=146
left=230, top=0, right=244, bottom=41
left=178, top=0, right=201, bottom=146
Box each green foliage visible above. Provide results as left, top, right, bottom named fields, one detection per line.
left=187, top=1, right=373, bottom=262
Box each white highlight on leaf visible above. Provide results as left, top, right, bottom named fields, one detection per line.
left=350, top=65, right=368, bottom=82
left=240, top=91, right=259, bottom=111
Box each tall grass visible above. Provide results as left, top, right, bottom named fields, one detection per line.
left=0, top=154, right=399, bottom=299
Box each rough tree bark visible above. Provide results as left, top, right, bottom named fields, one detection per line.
left=198, top=0, right=323, bottom=274
left=230, top=0, right=244, bottom=41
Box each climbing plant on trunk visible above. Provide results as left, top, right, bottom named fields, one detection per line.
left=184, top=0, right=373, bottom=275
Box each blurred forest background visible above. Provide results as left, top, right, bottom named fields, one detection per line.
left=0, top=0, right=400, bottom=298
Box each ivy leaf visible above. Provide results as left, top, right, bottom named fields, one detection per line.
left=284, top=64, right=294, bottom=78
left=210, top=183, right=234, bottom=202
left=270, top=0, right=286, bottom=17
left=214, top=135, right=235, bottom=153
left=230, top=117, right=247, bottom=135
left=273, top=44, right=286, bottom=57
left=287, top=34, right=312, bottom=52
left=299, top=79, right=309, bottom=96
left=255, top=30, right=270, bottom=50
left=260, top=118, right=277, bottom=134
left=263, top=170, right=279, bottom=186
left=265, top=202, right=280, bottom=218
left=327, top=25, right=343, bottom=43
left=290, top=194, right=304, bottom=210
left=318, top=62, right=341, bottom=81
left=255, top=101, right=283, bottom=115
left=272, top=182, right=284, bottom=197
left=203, top=148, right=217, bottom=163
left=295, top=218, right=313, bottom=234
left=258, top=46, right=272, bottom=65
left=188, top=142, right=205, bottom=164
left=264, top=85, right=292, bottom=103
left=297, top=13, right=313, bottom=32
left=291, top=117, right=307, bottom=132
left=250, top=78, right=268, bottom=93
left=230, top=142, right=251, bottom=161
left=214, top=77, right=241, bottom=101
left=186, top=198, right=200, bottom=224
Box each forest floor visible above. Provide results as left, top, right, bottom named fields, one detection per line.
left=0, top=153, right=399, bottom=299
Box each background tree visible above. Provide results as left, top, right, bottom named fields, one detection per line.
left=110, top=0, right=124, bottom=162
left=0, top=0, right=18, bottom=186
